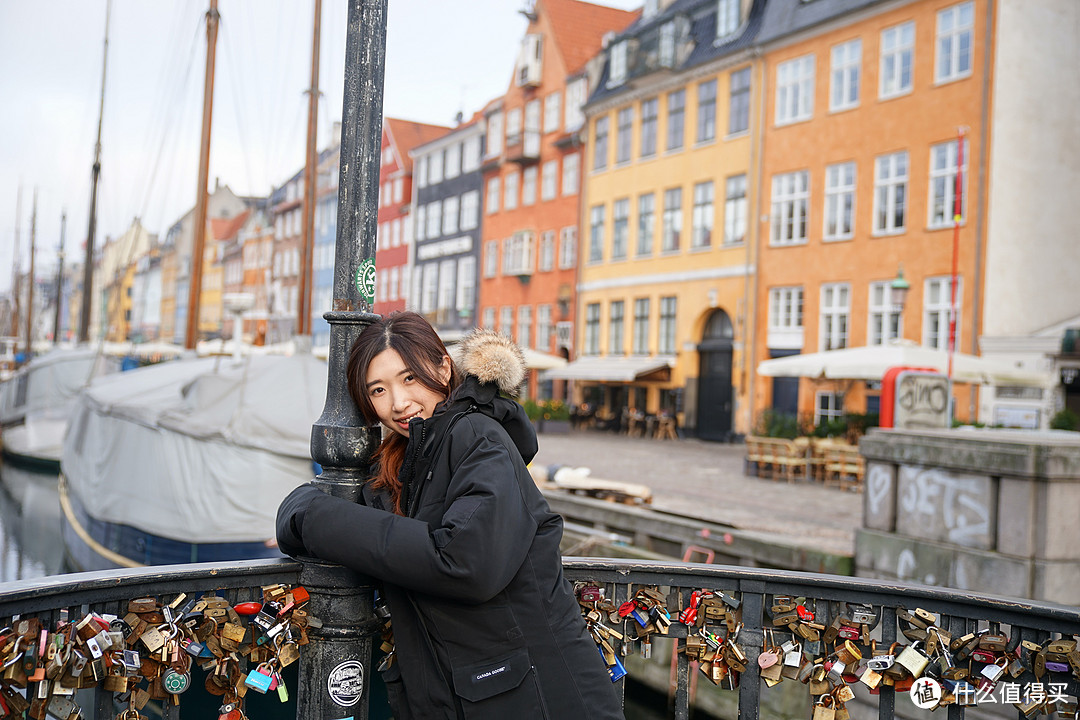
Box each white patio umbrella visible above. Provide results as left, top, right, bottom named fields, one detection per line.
left=757, top=340, right=1048, bottom=387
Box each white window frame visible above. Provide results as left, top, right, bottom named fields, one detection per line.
left=462, top=136, right=481, bottom=172
left=928, top=138, right=968, bottom=229
left=659, top=22, right=676, bottom=68
left=830, top=39, right=861, bottom=112
left=724, top=174, right=747, bottom=245
left=593, top=116, right=609, bottom=171
left=444, top=143, right=461, bottom=180
left=716, top=0, right=740, bottom=38
left=640, top=97, right=658, bottom=157
left=437, top=259, right=456, bottom=314
left=637, top=192, right=655, bottom=256
left=486, top=177, right=500, bottom=215
left=565, top=77, right=587, bottom=131
left=612, top=198, right=630, bottom=260
left=415, top=206, right=426, bottom=241
left=416, top=156, right=429, bottom=188
left=768, top=286, right=804, bottom=350
left=484, top=240, right=498, bottom=278
left=667, top=89, right=685, bottom=151
left=486, top=111, right=504, bottom=158
left=936, top=2, right=974, bottom=84
left=522, top=166, right=538, bottom=206
left=814, top=392, right=845, bottom=426
left=632, top=298, right=651, bottom=355
left=421, top=263, right=438, bottom=314
left=456, top=256, right=476, bottom=312
left=536, top=304, right=553, bottom=351
left=559, top=226, right=577, bottom=269
left=562, top=153, right=580, bottom=196
left=426, top=200, right=442, bottom=239
left=819, top=283, right=850, bottom=351
left=609, top=41, right=628, bottom=87
left=460, top=190, right=480, bottom=231
left=504, top=171, right=520, bottom=210
left=543, top=92, right=561, bottom=134
left=517, top=305, right=533, bottom=349
left=873, top=151, right=908, bottom=235
left=770, top=171, right=809, bottom=246
left=539, top=230, right=556, bottom=272
left=505, top=231, right=535, bottom=276
left=824, top=162, right=856, bottom=241
left=868, top=281, right=903, bottom=346
left=691, top=181, right=714, bottom=249
left=662, top=187, right=682, bottom=253
left=880, top=21, right=914, bottom=99
left=924, top=275, right=962, bottom=350
left=658, top=296, right=677, bottom=355
left=442, top=196, right=459, bottom=236
left=776, top=55, right=815, bottom=125
left=428, top=151, right=444, bottom=185
left=500, top=306, right=514, bottom=339
left=589, top=205, right=605, bottom=264
left=616, top=107, right=633, bottom=164
left=541, top=160, right=558, bottom=201
left=608, top=300, right=625, bottom=356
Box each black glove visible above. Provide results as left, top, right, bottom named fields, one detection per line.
left=276, top=482, right=324, bottom=557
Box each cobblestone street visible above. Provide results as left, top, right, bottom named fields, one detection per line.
left=531, top=431, right=862, bottom=558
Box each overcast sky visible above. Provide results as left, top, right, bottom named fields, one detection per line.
left=0, top=0, right=639, bottom=294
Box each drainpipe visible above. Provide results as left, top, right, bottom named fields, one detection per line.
left=298, top=1, right=387, bottom=717
left=970, top=0, right=995, bottom=420
left=746, top=51, right=768, bottom=436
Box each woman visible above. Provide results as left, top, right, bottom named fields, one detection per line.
left=276, top=312, right=622, bottom=719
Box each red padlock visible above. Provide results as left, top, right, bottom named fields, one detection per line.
left=796, top=605, right=814, bottom=622
left=678, top=607, right=697, bottom=626
left=617, top=600, right=638, bottom=618
left=218, top=702, right=243, bottom=720
left=233, top=602, right=262, bottom=616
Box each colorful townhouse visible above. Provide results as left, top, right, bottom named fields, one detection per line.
left=373, top=118, right=451, bottom=318
left=215, top=210, right=251, bottom=339
left=312, top=139, right=341, bottom=349
left=479, top=0, right=639, bottom=399
left=238, top=206, right=274, bottom=346
left=749, top=0, right=1078, bottom=430
left=566, top=0, right=765, bottom=439
left=269, top=172, right=304, bottom=344
left=408, top=113, right=485, bottom=336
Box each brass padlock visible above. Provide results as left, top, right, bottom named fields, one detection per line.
left=812, top=696, right=836, bottom=720
left=859, top=666, right=882, bottom=689
left=895, top=642, right=929, bottom=678
left=978, top=633, right=1008, bottom=653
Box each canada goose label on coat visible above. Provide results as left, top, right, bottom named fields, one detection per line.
left=451, top=647, right=534, bottom=705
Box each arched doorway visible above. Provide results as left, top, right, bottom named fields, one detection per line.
left=697, top=309, right=734, bottom=441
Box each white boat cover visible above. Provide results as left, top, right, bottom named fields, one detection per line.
left=61, top=353, right=330, bottom=543
left=0, top=346, right=120, bottom=426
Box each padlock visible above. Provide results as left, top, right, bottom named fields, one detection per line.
left=579, top=585, right=604, bottom=603
left=1045, top=660, right=1070, bottom=673
left=970, top=648, right=996, bottom=664
left=761, top=662, right=783, bottom=682
left=836, top=640, right=862, bottom=665
left=895, top=642, right=929, bottom=678
left=162, top=668, right=191, bottom=695
left=218, top=701, right=244, bottom=720
left=836, top=624, right=860, bottom=641
left=826, top=660, right=846, bottom=685
left=244, top=663, right=275, bottom=693
left=605, top=650, right=626, bottom=682
left=978, top=633, right=1008, bottom=653
left=812, top=695, right=836, bottom=720
left=849, top=606, right=875, bottom=625
left=783, top=645, right=803, bottom=668
left=276, top=671, right=289, bottom=702
left=859, top=666, right=882, bottom=689
left=979, top=656, right=1007, bottom=683
left=834, top=684, right=855, bottom=704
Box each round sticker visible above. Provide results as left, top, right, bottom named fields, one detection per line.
left=327, top=659, right=364, bottom=707
left=909, top=677, right=942, bottom=709
left=355, top=260, right=376, bottom=305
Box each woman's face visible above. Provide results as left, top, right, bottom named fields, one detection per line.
left=365, top=348, right=451, bottom=437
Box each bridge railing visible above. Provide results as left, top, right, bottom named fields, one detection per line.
left=0, top=558, right=1077, bottom=719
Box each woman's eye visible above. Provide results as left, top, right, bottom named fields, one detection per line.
left=369, top=387, right=383, bottom=396
left=403, top=374, right=415, bottom=383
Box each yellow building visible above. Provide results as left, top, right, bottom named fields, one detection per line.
left=559, top=0, right=764, bottom=439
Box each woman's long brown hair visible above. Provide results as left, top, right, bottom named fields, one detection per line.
left=346, top=312, right=460, bottom=513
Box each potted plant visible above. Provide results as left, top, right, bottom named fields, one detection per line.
left=538, top=399, right=571, bottom=434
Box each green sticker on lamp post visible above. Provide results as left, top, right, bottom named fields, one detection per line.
left=355, top=259, right=376, bottom=304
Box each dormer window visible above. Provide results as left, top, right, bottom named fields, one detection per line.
left=608, top=40, right=628, bottom=87
left=643, top=0, right=660, bottom=19
left=516, top=34, right=543, bottom=87
left=659, top=22, right=676, bottom=67
left=716, top=0, right=740, bottom=39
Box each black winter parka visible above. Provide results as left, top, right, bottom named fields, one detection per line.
left=280, top=338, right=622, bottom=719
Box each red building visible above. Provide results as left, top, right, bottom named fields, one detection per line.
left=373, top=118, right=451, bottom=316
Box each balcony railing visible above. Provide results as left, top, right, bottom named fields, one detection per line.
left=1, top=558, right=1077, bottom=719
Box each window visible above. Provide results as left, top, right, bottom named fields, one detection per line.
left=482, top=307, right=495, bottom=330
left=716, top=0, right=739, bottom=38
left=517, top=306, right=532, bottom=349
left=444, top=143, right=461, bottom=179
left=522, top=166, right=538, bottom=206
left=486, top=111, right=504, bottom=157
left=559, top=226, right=577, bottom=269
left=776, top=55, right=815, bottom=124
left=729, top=67, right=750, bottom=135
left=815, top=392, right=845, bottom=425
left=504, top=171, right=519, bottom=210
left=637, top=193, right=655, bottom=256
left=584, top=303, right=601, bottom=355
left=461, top=191, right=480, bottom=230
left=426, top=200, right=442, bottom=238
left=544, top=92, right=561, bottom=133
left=462, top=136, right=481, bottom=172
left=391, top=218, right=402, bottom=247
left=724, top=175, right=747, bottom=245
left=633, top=298, right=651, bottom=354
left=612, top=198, right=630, bottom=260
left=659, top=22, right=676, bottom=67
left=486, top=177, right=500, bottom=215
left=616, top=107, right=633, bottom=164
left=536, top=305, right=553, bottom=351
left=640, top=98, right=658, bottom=157
left=658, top=296, right=677, bottom=354
left=936, top=2, right=974, bottom=83
left=410, top=266, right=422, bottom=309
left=830, top=39, right=861, bottom=112
left=691, top=181, right=714, bottom=249
left=565, top=77, right=587, bottom=130
left=928, top=138, right=968, bottom=228
left=504, top=231, right=535, bottom=275
left=428, top=151, right=444, bottom=185
left=456, top=257, right=475, bottom=313
left=820, top=283, right=850, bottom=350
left=594, top=116, right=609, bottom=170
left=541, top=160, right=558, bottom=201
left=442, top=196, right=459, bottom=235
left=824, top=162, right=856, bottom=240
left=873, top=151, right=908, bottom=234
left=589, top=205, right=605, bottom=264
left=667, top=89, right=685, bottom=151
left=393, top=177, right=403, bottom=204
left=662, top=188, right=682, bottom=252
left=608, top=301, right=625, bottom=355
left=562, top=152, right=580, bottom=195
left=770, top=171, right=809, bottom=245
left=500, top=306, right=514, bottom=338
left=880, top=21, right=914, bottom=98
left=609, top=41, right=628, bottom=87
left=769, top=287, right=804, bottom=330
left=539, top=230, right=556, bottom=271
left=421, top=263, right=438, bottom=314
left=506, top=108, right=522, bottom=146
left=524, top=100, right=541, bottom=157
left=484, top=240, right=498, bottom=278
left=868, top=281, right=902, bottom=346
left=416, top=156, right=428, bottom=188
left=438, top=259, right=456, bottom=314
left=697, top=79, right=717, bottom=143
left=925, top=276, right=961, bottom=350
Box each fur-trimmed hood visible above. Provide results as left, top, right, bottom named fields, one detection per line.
left=454, top=328, right=526, bottom=396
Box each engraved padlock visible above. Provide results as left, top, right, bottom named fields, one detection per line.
left=979, top=656, right=1007, bottom=683
left=895, top=642, right=929, bottom=678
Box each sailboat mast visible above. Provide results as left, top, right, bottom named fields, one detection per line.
left=80, top=0, right=111, bottom=345
left=25, top=190, right=37, bottom=360
left=298, top=0, right=322, bottom=337
left=11, top=186, right=21, bottom=341
left=185, top=0, right=220, bottom=350
left=54, top=212, right=66, bottom=344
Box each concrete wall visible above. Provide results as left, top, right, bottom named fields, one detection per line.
left=856, top=427, right=1080, bottom=604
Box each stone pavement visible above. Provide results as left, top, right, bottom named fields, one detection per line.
left=531, top=430, right=862, bottom=559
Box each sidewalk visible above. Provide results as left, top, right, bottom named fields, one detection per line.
left=531, top=431, right=861, bottom=558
